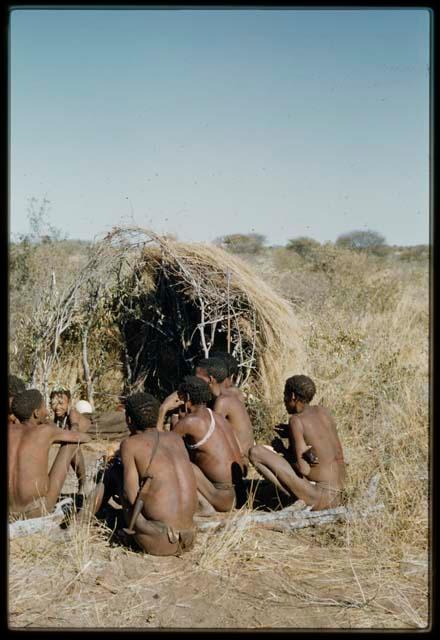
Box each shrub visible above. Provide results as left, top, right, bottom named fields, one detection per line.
left=215, top=233, right=266, bottom=254
left=336, top=229, right=387, bottom=254
left=286, top=236, right=321, bottom=258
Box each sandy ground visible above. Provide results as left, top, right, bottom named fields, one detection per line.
left=8, top=441, right=429, bottom=630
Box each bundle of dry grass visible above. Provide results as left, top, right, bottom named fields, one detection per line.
left=26, top=226, right=305, bottom=431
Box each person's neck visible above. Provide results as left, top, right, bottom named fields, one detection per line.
left=191, top=403, right=206, bottom=414
left=23, top=417, right=38, bottom=427
left=295, top=401, right=307, bottom=415
left=210, top=382, right=221, bottom=397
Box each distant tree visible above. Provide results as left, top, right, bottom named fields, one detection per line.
left=25, top=196, right=66, bottom=243
left=286, top=236, right=321, bottom=257
left=215, top=233, right=266, bottom=254
left=336, top=229, right=387, bottom=253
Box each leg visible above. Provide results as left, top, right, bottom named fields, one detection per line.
left=43, top=443, right=85, bottom=513
left=132, top=513, right=180, bottom=556
left=70, top=450, right=87, bottom=493
left=249, top=445, right=321, bottom=506
left=79, top=457, right=122, bottom=523
left=191, top=464, right=235, bottom=512
left=196, top=490, right=217, bottom=515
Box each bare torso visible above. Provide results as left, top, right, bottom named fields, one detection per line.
left=174, top=407, right=244, bottom=485
left=9, top=421, right=61, bottom=510
left=289, top=406, right=345, bottom=488
left=213, top=393, right=254, bottom=457
left=123, top=431, right=197, bottom=529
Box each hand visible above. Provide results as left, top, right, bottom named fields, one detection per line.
left=271, top=436, right=288, bottom=455
left=161, top=391, right=184, bottom=413
left=69, top=407, right=91, bottom=433
left=302, top=446, right=319, bottom=465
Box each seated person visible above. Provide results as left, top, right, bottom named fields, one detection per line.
left=8, top=374, right=26, bottom=423
left=210, top=351, right=245, bottom=403
left=195, top=357, right=254, bottom=475
left=8, top=389, right=91, bottom=519
left=159, top=376, right=244, bottom=514
left=50, top=385, right=88, bottom=494
left=88, top=392, right=198, bottom=557
left=249, top=375, right=346, bottom=511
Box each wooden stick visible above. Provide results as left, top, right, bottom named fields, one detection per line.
left=195, top=502, right=385, bottom=533
left=122, top=498, right=144, bottom=535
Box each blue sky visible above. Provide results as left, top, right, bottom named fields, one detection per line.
left=10, top=8, right=430, bottom=246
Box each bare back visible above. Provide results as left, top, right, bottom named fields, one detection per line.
left=121, top=431, right=197, bottom=530
left=289, top=406, right=345, bottom=487
left=214, top=393, right=254, bottom=456
left=8, top=421, right=82, bottom=510
left=222, top=385, right=245, bottom=404
left=173, top=407, right=243, bottom=485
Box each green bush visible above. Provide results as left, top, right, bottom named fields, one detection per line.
left=215, top=233, right=266, bottom=254
left=336, top=229, right=387, bottom=254
left=286, top=236, right=321, bottom=258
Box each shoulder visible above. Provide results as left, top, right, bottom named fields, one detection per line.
left=177, top=413, right=200, bottom=428
left=309, top=405, right=332, bottom=422
left=163, top=430, right=188, bottom=449
left=41, top=420, right=62, bottom=433
left=216, top=393, right=237, bottom=410
left=289, top=414, right=305, bottom=432
left=120, top=434, right=140, bottom=454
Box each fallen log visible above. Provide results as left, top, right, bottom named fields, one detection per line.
left=195, top=474, right=384, bottom=534
left=8, top=498, right=73, bottom=540
left=195, top=502, right=384, bottom=533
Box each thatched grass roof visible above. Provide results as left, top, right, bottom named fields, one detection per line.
left=33, top=227, right=305, bottom=423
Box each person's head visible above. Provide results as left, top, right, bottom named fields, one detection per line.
left=195, top=358, right=228, bottom=391
left=11, top=389, right=48, bottom=424
left=284, top=375, right=316, bottom=413
left=50, top=385, right=71, bottom=419
left=8, top=375, right=26, bottom=411
left=125, top=392, right=160, bottom=432
left=178, top=376, right=212, bottom=410
left=211, top=352, right=240, bottom=384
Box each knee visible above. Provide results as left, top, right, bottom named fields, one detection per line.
left=249, top=445, right=264, bottom=465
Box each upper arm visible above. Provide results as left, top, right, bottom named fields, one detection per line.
left=171, top=415, right=191, bottom=438
left=289, top=417, right=310, bottom=473
left=49, top=424, right=89, bottom=444
left=119, top=440, right=139, bottom=505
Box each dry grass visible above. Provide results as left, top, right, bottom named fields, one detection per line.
left=8, top=242, right=429, bottom=629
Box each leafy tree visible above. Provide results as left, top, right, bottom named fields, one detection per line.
left=336, top=229, right=387, bottom=253
left=215, top=233, right=266, bottom=254
left=286, top=236, right=321, bottom=257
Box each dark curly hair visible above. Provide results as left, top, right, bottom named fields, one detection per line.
left=11, top=389, right=44, bottom=422
left=125, top=392, right=160, bottom=430
left=196, top=357, right=228, bottom=383
left=178, top=376, right=212, bottom=405
left=210, top=352, right=239, bottom=378
left=284, top=375, right=316, bottom=404
left=50, top=386, right=71, bottom=400
left=8, top=375, right=26, bottom=398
